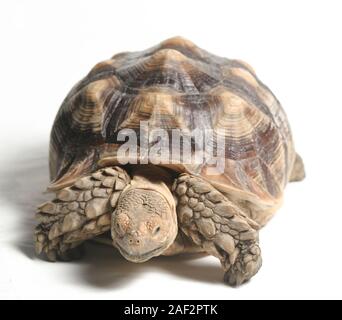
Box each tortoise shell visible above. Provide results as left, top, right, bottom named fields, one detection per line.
left=49, top=37, right=295, bottom=210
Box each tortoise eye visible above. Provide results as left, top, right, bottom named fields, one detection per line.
left=115, top=222, right=124, bottom=236
left=115, top=213, right=129, bottom=235
left=153, top=226, right=161, bottom=235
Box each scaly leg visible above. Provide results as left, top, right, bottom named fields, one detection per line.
left=173, top=174, right=262, bottom=286
left=35, top=166, right=130, bottom=261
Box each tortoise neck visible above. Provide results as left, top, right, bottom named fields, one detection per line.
left=130, top=165, right=173, bottom=187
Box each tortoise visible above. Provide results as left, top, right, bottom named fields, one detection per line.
left=34, top=37, right=305, bottom=286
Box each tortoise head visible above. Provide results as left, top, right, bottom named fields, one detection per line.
left=111, top=187, right=177, bottom=263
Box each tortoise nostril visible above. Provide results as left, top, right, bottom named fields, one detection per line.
left=136, top=239, right=140, bottom=244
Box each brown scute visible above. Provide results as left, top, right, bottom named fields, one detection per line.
left=50, top=37, right=295, bottom=206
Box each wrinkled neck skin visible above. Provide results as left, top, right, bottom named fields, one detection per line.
left=111, top=166, right=178, bottom=263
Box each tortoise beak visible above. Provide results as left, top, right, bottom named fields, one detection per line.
left=114, top=240, right=166, bottom=263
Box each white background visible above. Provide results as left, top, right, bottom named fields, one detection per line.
left=0, top=0, right=341, bottom=300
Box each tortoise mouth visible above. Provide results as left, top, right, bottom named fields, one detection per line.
left=114, top=242, right=166, bottom=263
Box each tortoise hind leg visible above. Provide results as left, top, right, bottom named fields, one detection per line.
left=173, top=174, right=262, bottom=286
left=35, top=166, right=130, bottom=261
left=289, top=153, right=305, bottom=182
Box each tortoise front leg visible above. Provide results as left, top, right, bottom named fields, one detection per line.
left=35, top=166, right=130, bottom=261
left=173, top=174, right=262, bottom=286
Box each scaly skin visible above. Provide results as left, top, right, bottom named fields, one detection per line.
left=34, top=166, right=130, bottom=261
left=35, top=166, right=262, bottom=286
left=172, top=173, right=262, bottom=286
